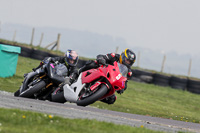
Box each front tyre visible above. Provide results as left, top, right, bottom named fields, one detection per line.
left=19, top=81, right=46, bottom=98
left=14, top=89, right=20, bottom=97
left=77, top=84, right=108, bottom=106
left=14, top=85, right=23, bottom=97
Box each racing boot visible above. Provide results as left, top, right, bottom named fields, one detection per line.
left=100, top=94, right=116, bottom=104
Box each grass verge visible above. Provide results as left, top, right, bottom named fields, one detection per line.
left=0, top=108, right=163, bottom=133
left=92, top=81, right=200, bottom=123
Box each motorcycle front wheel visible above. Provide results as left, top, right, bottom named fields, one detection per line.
left=19, top=80, right=46, bottom=98
left=77, top=84, right=108, bottom=106
left=14, top=89, right=20, bottom=97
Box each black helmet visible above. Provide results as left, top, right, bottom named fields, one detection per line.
left=64, top=49, right=79, bottom=67
left=119, top=48, right=136, bottom=67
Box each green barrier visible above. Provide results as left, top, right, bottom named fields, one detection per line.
left=0, top=44, right=21, bottom=77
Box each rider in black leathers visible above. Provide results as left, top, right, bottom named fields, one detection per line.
left=73, top=48, right=136, bottom=104
left=34, top=49, right=79, bottom=85
left=32, top=49, right=79, bottom=102
left=45, top=49, right=79, bottom=103
left=49, top=51, right=78, bottom=84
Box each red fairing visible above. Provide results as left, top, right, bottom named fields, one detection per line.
left=81, top=68, right=105, bottom=84
left=81, top=61, right=127, bottom=99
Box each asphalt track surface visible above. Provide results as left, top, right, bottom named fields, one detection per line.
left=0, top=91, right=199, bottom=133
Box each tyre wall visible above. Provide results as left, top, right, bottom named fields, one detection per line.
left=169, top=76, right=187, bottom=90
left=187, top=79, right=200, bottom=94
left=132, top=68, right=200, bottom=94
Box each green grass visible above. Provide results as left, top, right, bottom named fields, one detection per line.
left=0, top=108, right=163, bottom=133
left=92, top=81, right=200, bottom=123
left=1, top=56, right=200, bottom=124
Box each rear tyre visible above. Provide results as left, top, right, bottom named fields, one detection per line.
left=19, top=81, right=46, bottom=98
left=77, top=84, right=108, bottom=106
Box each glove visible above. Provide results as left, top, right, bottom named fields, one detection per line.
left=32, top=61, right=43, bottom=71
left=69, top=70, right=79, bottom=84
left=97, top=58, right=106, bottom=66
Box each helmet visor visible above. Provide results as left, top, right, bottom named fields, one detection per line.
left=66, top=58, right=78, bottom=66
left=125, top=58, right=134, bottom=66
left=121, top=53, right=134, bottom=67
left=65, top=50, right=79, bottom=66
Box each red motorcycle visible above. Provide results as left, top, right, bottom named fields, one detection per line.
left=60, top=61, right=128, bottom=106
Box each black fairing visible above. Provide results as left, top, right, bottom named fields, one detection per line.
left=20, top=71, right=38, bottom=93
left=46, top=62, right=65, bottom=85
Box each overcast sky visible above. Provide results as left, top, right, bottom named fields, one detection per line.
left=1, top=0, right=200, bottom=56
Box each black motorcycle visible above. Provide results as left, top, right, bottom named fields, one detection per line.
left=14, top=57, right=68, bottom=100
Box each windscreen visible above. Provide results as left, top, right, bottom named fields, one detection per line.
left=55, top=64, right=68, bottom=77
left=117, top=62, right=128, bottom=77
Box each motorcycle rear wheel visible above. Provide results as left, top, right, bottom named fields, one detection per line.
left=19, top=81, right=46, bottom=98
left=77, top=84, right=108, bottom=106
